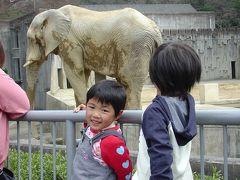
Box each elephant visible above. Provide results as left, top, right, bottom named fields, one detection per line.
left=24, top=5, right=162, bottom=109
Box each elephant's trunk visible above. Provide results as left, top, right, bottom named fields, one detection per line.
left=24, top=62, right=42, bottom=109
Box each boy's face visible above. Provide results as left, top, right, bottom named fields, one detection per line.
left=86, top=97, right=121, bottom=131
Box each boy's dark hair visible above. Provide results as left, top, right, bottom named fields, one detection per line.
left=149, top=42, right=202, bottom=99
left=86, top=80, right=126, bottom=116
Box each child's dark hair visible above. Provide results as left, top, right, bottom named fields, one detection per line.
left=149, top=42, right=202, bottom=99
left=86, top=80, right=126, bottom=116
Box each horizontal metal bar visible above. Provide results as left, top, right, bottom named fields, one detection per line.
left=13, top=110, right=143, bottom=124
left=16, top=110, right=85, bottom=122
left=196, top=109, right=240, bottom=125
left=13, top=109, right=240, bottom=125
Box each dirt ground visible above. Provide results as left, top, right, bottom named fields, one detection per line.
left=141, top=80, right=240, bottom=108
left=191, top=80, right=240, bottom=101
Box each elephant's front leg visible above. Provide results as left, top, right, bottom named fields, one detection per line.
left=72, top=69, right=91, bottom=105
left=62, top=62, right=88, bottom=106
left=125, top=79, right=144, bottom=109
left=118, top=74, right=146, bottom=109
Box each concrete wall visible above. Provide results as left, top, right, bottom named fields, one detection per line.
left=34, top=60, right=52, bottom=110
left=162, top=28, right=240, bottom=81
left=192, top=125, right=240, bottom=158
left=147, top=12, right=215, bottom=30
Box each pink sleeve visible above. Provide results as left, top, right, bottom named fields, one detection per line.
left=0, top=71, right=30, bottom=119
left=101, top=136, right=133, bottom=180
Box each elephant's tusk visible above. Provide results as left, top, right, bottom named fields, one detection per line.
left=23, top=61, right=34, bottom=67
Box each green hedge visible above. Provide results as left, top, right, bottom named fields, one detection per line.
left=7, top=149, right=67, bottom=180
left=7, top=149, right=223, bottom=180
left=193, top=166, right=223, bottom=180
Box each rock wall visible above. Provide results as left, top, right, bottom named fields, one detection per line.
left=162, top=28, right=240, bottom=81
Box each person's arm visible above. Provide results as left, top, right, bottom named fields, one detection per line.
left=0, top=71, right=30, bottom=119
left=101, top=136, right=133, bottom=180
left=142, top=107, right=173, bottom=180
left=73, top=104, right=87, bottom=127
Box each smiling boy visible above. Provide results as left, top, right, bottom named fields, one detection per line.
left=72, top=80, right=133, bottom=180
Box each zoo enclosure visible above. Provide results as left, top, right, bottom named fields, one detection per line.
left=8, top=109, right=240, bottom=180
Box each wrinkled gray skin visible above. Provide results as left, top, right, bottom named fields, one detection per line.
left=24, top=5, right=162, bottom=109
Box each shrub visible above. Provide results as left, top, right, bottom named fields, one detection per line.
left=193, top=166, right=223, bottom=180
left=7, top=149, right=67, bottom=180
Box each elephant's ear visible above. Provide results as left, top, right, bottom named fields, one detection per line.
left=43, top=9, right=71, bottom=56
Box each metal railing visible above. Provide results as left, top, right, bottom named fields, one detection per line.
left=8, top=109, right=240, bottom=180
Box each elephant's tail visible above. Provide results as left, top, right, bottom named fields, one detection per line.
left=152, top=30, right=162, bottom=54
left=156, top=29, right=163, bottom=47
left=155, top=38, right=161, bottom=49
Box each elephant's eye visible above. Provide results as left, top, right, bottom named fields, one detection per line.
left=28, top=36, right=35, bottom=43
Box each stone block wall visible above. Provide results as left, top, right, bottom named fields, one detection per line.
left=148, top=12, right=215, bottom=30
left=162, top=28, right=240, bottom=81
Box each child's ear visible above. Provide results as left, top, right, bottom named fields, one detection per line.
left=115, top=110, right=123, bottom=121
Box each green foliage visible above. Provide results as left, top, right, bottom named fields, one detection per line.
left=7, top=149, right=67, bottom=180
left=198, top=4, right=215, bottom=11
left=233, top=0, right=240, bottom=11
left=193, top=166, right=223, bottom=180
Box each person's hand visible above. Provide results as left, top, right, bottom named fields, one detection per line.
left=74, top=104, right=88, bottom=127
left=73, top=104, right=86, bottom=112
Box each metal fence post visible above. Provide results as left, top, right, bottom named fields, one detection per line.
left=223, top=125, right=228, bottom=180
left=199, top=125, right=205, bottom=180
left=66, top=120, right=76, bottom=180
